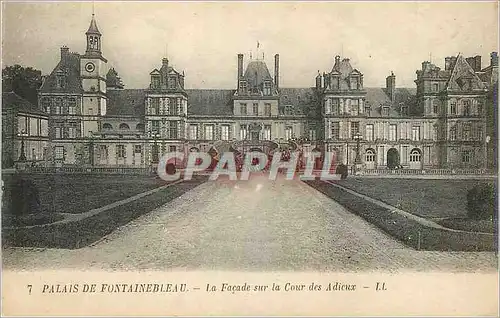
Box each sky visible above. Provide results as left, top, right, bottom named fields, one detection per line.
left=2, top=1, right=498, bottom=89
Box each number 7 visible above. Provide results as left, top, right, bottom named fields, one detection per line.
left=27, top=285, right=32, bottom=295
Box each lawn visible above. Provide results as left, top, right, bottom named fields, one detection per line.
left=330, top=177, right=497, bottom=234
left=2, top=173, right=171, bottom=216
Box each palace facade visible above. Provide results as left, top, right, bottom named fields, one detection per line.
left=6, top=15, right=497, bottom=171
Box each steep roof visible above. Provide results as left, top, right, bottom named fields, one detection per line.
left=279, top=87, right=320, bottom=117
left=106, top=89, right=146, bottom=117
left=186, top=89, right=234, bottom=116
left=39, top=52, right=83, bottom=94
left=86, top=15, right=101, bottom=35
left=243, top=60, right=273, bottom=86
left=446, top=54, right=486, bottom=91
left=364, top=87, right=417, bottom=117
left=2, top=91, right=47, bottom=116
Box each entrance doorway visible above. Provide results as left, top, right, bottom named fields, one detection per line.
left=387, top=148, right=400, bottom=169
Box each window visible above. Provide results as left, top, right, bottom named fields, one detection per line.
left=240, top=80, right=247, bottom=93
left=350, top=77, right=359, bottom=90
left=351, top=99, right=359, bottom=115
left=309, top=129, right=316, bottom=141
left=409, top=149, right=421, bottom=162
left=432, top=83, right=439, bottom=92
left=265, top=103, right=271, bottom=116
left=177, top=98, right=182, bottom=115
left=169, top=121, right=178, bottom=139
left=331, top=99, right=339, bottom=115
left=240, top=125, right=247, bottom=140
left=56, top=71, right=66, bottom=89
left=263, top=81, right=271, bottom=95
left=285, top=105, right=293, bottom=115
left=331, top=122, right=340, bottom=139
left=189, top=125, right=198, bottom=140
left=462, top=122, right=471, bottom=140
left=253, top=103, right=258, bottom=115
left=366, top=124, right=374, bottom=141
left=450, top=125, right=457, bottom=141
left=450, top=101, right=457, bottom=115
left=462, top=150, right=472, bottom=163
left=432, top=99, right=439, bottom=114
left=412, top=126, right=420, bottom=141
left=463, top=100, right=471, bottom=116
left=119, top=123, right=130, bottom=130
left=389, top=124, right=397, bottom=141
left=477, top=101, right=483, bottom=116
left=54, top=98, right=62, bottom=114
left=350, top=122, right=359, bottom=138
left=221, top=125, right=230, bottom=140
left=151, top=120, right=160, bottom=134
left=150, top=98, right=160, bottom=115
left=179, top=99, right=184, bottom=114
left=134, top=145, right=142, bottom=153
left=103, top=123, right=113, bottom=130
left=240, top=103, right=247, bottom=115
left=264, top=125, right=271, bottom=140
left=151, top=76, right=160, bottom=89
left=55, top=127, right=62, bottom=139
left=285, top=126, right=293, bottom=140
left=332, top=76, right=340, bottom=89
left=204, top=125, right=214, bottom=140
left=68, top=127, right=76, bottom=138
left=41, top=98, right=51, bottom=113
left=55, top=146, right=64, bottom=160
left=365, top=149, right=376, bottom=162
left=169, top=98, right=178, bottom=115
left=117, top=145, right=126, bottom=158
left=168, top=76, right=177, bottom=88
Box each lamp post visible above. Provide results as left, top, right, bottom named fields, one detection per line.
left=353, top=132, right=363, bottom=174
left=18, top=129, right=27, bottom=161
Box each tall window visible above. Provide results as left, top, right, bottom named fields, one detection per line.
left=54, top=98, right=62, bottom=114
left=55, top=146, right=64, bottom=160
left=462, top=122, right=471, bottom=140
left=366, top=124, right=374, bottom=141
left=151, top=76, right=160, bottom=89
left=309, top=129, right=316, bottom=141
left=240, top=103, right=247, bottom=115
left=221, top=125, right=230, bottom=140
left=151, top=120, right=160, bottom=134
left=351, top=99, right=359, bottom=115
left=151, top=98, right=160, bottom=115
left=239, top=80, right=247, bottom=93
left=432, top=83, right=439, bottom=92
left=450, top=101, right=457, bottom=115
left=189, top=124, right=198, bottom=140
left=204, top=125, right=214, bottom=140
left=263, top=81, right=271, bottom=95
left=55, top=127, right=62, bottom=139
left=462, top=150, right=472, bottom=163
left=449, top=125, right=457, bottom=141
left=350, top=77, right=359, bottom=90
left=350, top=122, right=359, bottom=138
left=411, top=126, right=420, bottom=141
left=253, top=103, right=258, bottom=115
left=331, top=99, right=339, bottom=115
left=117, top=145, right=126, bottom=159
left=68, top=98, right=77, bottom=115
left=285, top=126, right=293, bottom=140
left=331, top=122, right=340, bottom=139
left=389, top=124, right=397, bottom=141
left=264, top=125, right=271, bottom=140
left=169, top=121, right=178, bottom=139
left=68, top=127, right=76, bottom=138
left=332, top=77, right=340, bottom=89
left=432, top=99, right=439, bottom=114
left=41, top=98, right=51, bottom=113
left=240, top=125, right=247, bottom=140
left=477, top=101, right=483, bottom=116
left=463, top=100, right=471, bottom=116
left=169, top=98, right=177, bottom=115
left=264, top=103, right=271, bottom=116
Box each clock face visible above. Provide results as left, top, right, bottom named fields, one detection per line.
left=85, top=62, right=96, bottom=73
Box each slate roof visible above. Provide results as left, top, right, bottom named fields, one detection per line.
left=446, top=54, right=487, bottom=91
left=243, top=60, right=273, bottom=87
left=86, top=15, right=101, bottom=35
left=279, top=88, right=320, bottom=117
left=364, top=87, right=416, bottom=117
left=105, top=89, right=146, bottom=117
left=2, top=92, right=47, bottom=116
left=186, top=89, right=234, bottom=116
left=39, top=52, right=83, bottom=94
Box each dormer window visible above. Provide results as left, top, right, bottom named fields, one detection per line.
left=56, top=70, right=66, bottom=89
left=350, top=77, right=359, bottom=90
left=151, top=76, right=160, bottom=89
left=382, top=105, right=390, bottom=116
left=285, top=105, right=293, bottom=115
left=239, top=80, right=247, bottom=94
left=168, top=76, right=177, bottom=88
left=263, top=81, right=271, bottom=96
left=332, top=76, right=340, bottom=89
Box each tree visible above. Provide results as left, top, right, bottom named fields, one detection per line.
left=2, top=65, right=42, bottom=106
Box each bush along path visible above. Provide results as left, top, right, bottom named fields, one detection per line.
left=304, top=180, right=496, bottom=252
left=2, top=176, right=208, bottom=249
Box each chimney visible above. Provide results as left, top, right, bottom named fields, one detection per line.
left=60, top=46, right=69, bottom=59
left=315, top=71, right=322, bottom=89
left=445, top=57, right=453, bottom=71
left=386, top=72, right=396, bottom=102
left=237, top=54, right=243, bottom=90
left=474, top=55, right=482, bottom=71
left=274, top=54, right=280, bottom=89
left=491, top=52, right=498, bottom=67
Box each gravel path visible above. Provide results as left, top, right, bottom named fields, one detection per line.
left=3, top=174, right=497, bottom=272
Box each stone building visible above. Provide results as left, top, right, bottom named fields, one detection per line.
left=32, top=14, right=498, bottom=171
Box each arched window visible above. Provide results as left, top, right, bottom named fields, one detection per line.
left=432, top=99, right=440, bottom=114
left=409, top=148, right=421, bottom=162
left=365, top=149, right=376, bottom=162
left=102, top=123, right=113, bottom=130
left=136, top=123, right=144, bottom=131
left=119, top=123, right=130, bottom=130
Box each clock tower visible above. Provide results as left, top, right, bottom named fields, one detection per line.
left=80, top=14, right=108, bottom=137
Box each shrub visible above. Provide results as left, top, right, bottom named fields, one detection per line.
left=335, top=164, right=348, bottom=180
left=466, top=183, right=496, bottom=220
left=2, top=174, right=41, bottom=216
